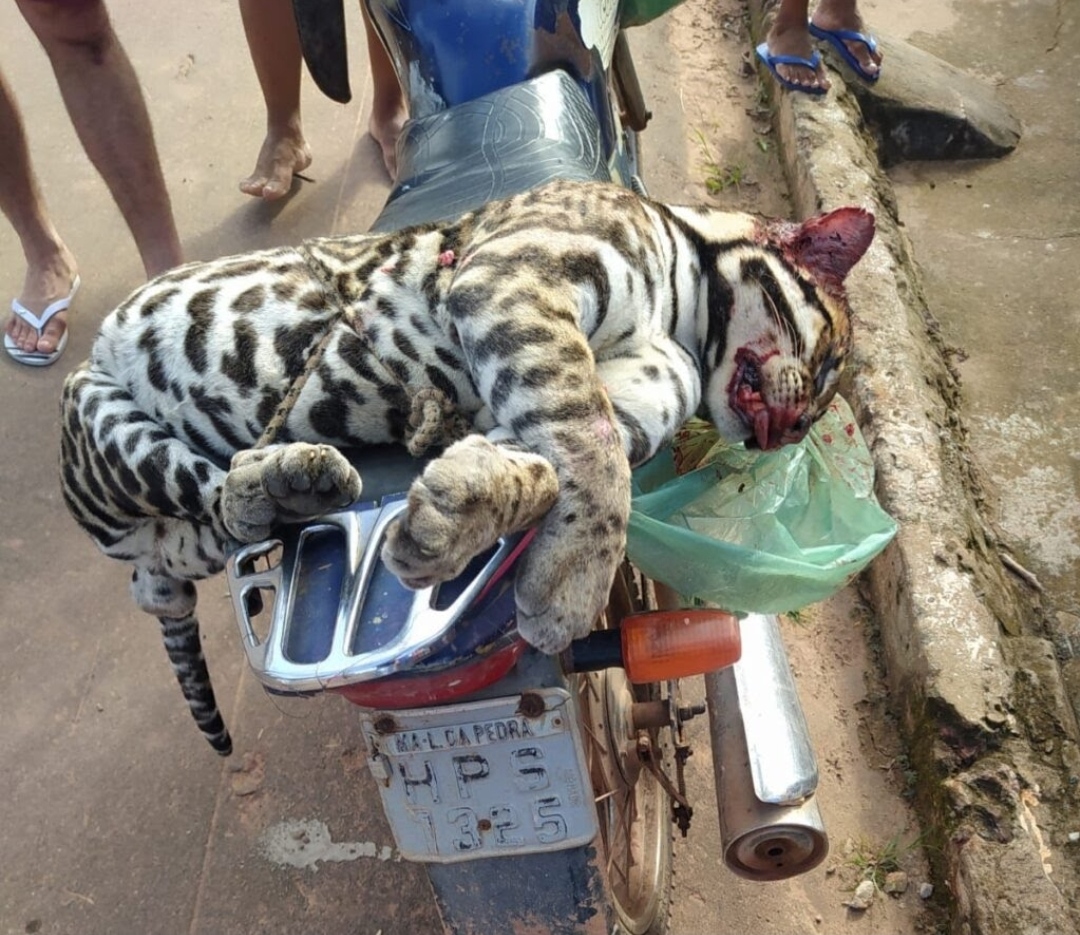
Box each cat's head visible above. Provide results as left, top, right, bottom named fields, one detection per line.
left=690, top=205, right=875, bottom=450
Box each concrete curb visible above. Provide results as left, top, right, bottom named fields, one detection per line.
left=747, top=7, right=1080, bottom=933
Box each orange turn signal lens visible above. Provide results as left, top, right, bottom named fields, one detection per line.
left=621, top=609, right=742, bottom=683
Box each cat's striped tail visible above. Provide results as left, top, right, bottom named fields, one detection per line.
left=159, top=614, right=232, bottom=756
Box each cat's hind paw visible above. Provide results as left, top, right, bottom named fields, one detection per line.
left=220, top=443, right=362, bottom=542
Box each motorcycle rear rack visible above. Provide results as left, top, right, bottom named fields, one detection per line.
left=225, top=498, right=525, bottom=695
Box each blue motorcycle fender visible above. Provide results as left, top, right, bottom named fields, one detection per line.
left=366, top=0, right=619, bottom=154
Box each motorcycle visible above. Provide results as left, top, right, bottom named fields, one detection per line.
left=225, top=2, right=829, bottom=931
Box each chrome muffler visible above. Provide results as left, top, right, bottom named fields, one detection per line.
left=704, top=613, right=828, bottom=881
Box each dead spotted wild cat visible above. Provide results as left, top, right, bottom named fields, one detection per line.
left=59, top=180, right=874, bottom=752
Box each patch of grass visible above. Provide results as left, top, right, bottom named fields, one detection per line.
left=892, top=753, right=920, bottom=800
left=783, top=608, right=808, bottom=627
left=709, top=162, right=747, bottom=194
left=693, top=128, right=748, bottom=196
left=845, top=833, right=920, bottom=889
left=752, top=79, right=773, bottom=114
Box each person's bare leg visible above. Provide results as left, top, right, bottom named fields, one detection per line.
left=812, top=0, right=882, bottom=78
left=238, top=0, right=312, bottom=200
left=763, top=0, right=829, bottom=92
left=0, top=68, right=78, bottom=355
left=362, top=3, right=406, bottom=179
left=16, top=0, right=181, bottom=278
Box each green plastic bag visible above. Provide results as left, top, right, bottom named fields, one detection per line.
left=620, top=0, right=687, bottom=28
left=626, top=397, right=897, bottom=613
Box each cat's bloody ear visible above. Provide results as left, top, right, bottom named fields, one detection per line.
left=781, top=207, right=875, bottom=288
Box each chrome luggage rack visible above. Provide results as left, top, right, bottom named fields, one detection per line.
left=225, top=495, right=525, bottom=695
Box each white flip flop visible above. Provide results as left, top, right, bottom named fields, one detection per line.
left=4, top=275, right=80, bottom=367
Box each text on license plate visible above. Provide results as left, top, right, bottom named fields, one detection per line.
left=361, top=689, right=598, bottom=862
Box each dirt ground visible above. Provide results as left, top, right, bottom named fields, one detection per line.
left=634, top=3, right=942, bottom=932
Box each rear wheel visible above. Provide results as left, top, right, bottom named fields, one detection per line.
left=575, top=565, right=674, bottom=935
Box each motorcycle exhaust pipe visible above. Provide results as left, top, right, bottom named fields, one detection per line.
left=704, top=613, right=829, bottom=881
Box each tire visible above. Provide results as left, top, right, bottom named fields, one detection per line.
left=575, top=564, right=674, bottom=935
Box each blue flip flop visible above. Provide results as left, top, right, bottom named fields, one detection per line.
left=754, top=43, right=827, bottom=96
left=808, top=22, right=881, bottom=82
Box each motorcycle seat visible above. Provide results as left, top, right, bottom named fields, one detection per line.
left=370, top=69, right=612, bottom=233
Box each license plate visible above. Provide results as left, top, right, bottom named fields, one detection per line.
left=360, top=688, right=598, bottom=862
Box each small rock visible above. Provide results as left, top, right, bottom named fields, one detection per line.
left=883, top=871, right=909, bottom=896
left=844, top=880, right=875, bottom=911
left=1068, top=831, right=1080, bottom=844
left=228, top=751, right=265, bottom=796
left=918, top=882, right=934, bottom=899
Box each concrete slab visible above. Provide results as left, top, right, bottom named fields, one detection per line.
left=849, top=35, right=1021, bottom=165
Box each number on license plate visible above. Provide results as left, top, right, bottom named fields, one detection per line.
left=361, top=689, right=598, bottom=862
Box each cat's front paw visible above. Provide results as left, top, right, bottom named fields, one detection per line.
left=382, top=436, right=558, bottom=590
left=221, top=443, right=362, bottom=542
left=513, top=517, right=622, bottom=654
left=508, top=435, right=631, bottom=654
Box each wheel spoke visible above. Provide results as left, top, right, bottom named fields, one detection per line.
left=607, top=798, right=631, bottom=886
left=581, top=720, right=610, bottom=758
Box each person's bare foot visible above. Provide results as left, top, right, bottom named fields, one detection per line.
left=240, top=123, right=312, bottom=201
left=810, top=8, right=883, bottom=78
left=763, top=21, right=830, bottom=93
left=6, top=247, right=78, bottom=356
left=369, top=104, right=407, bottom=180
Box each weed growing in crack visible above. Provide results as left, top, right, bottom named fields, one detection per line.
left=692, top=128, right=748, bottom=196
left=783, top=608, right=809, bottom=627
left=845, top=833, right=922, bottom=890
left=709, top=162, right=747, bottom=195
left=892, top=753, right=920, bottom=800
